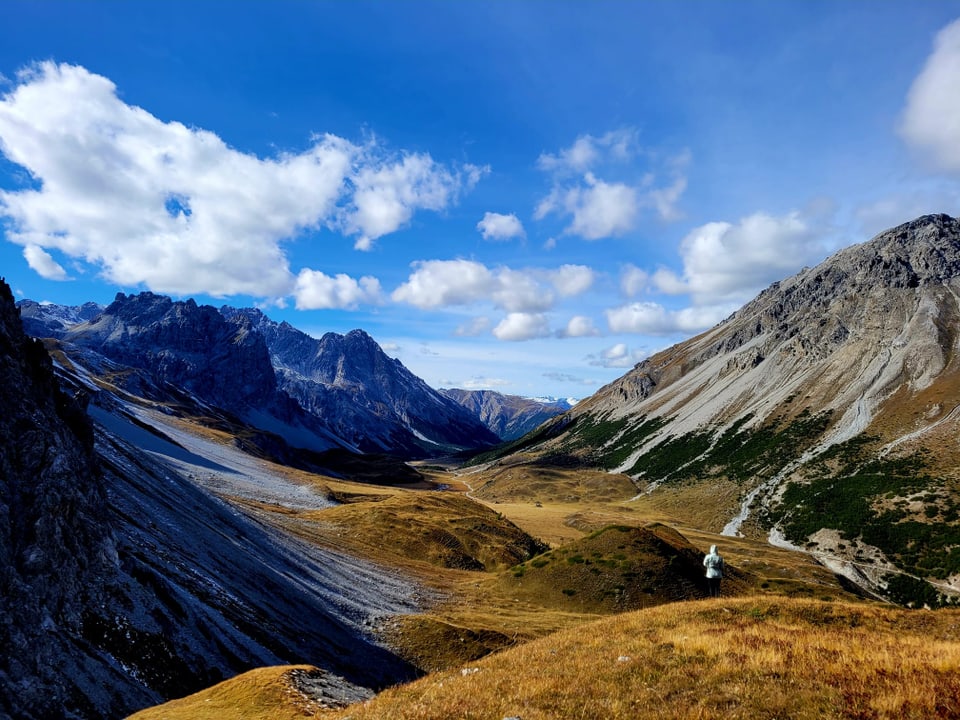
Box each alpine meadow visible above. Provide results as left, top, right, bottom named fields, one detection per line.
left=3, top=3, right=960, bottom=719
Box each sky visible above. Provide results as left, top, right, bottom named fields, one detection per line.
left=2, top=2, right=960, bottom=400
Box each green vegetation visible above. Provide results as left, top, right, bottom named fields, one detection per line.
left=609, top=408, right=833, bottom=485
left=765, top=437, right=960, bottom=582
left=884, top=573, right=958, bottom=609
left=464, top=415, right=574, bottom=466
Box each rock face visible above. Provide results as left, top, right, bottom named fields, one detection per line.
left=23, top=294, right=499, bottom=459
left=0, top=279, right=114, bottom=719
left=64, top=293, right=279, bottom=410
left=0, top=279, right=417, bottom=718
left=490, top=215, right=960, bottom=605
left=440, top=388, right=573, bottom=440
left=222, top=308, right=500, bottom=456
left=17, top=299, right=103, bottom=338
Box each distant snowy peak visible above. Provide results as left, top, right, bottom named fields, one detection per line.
left=440, top=388, right=573, bottom=441
left=528, top=396, right=578, bottom=409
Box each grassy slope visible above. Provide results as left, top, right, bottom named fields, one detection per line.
left=129, top=459, right=887, bottom=718
left=127, top=666, right=329, bottom=720
left=130, top=598, right=960, bottom=720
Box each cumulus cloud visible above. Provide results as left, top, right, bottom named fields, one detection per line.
left=654, top=211, right=828, bottom=305
left=22, top=244, right=68, bottom=280
left=462, top=376, right=512, bottom=389
left=550, top=264, right=595, bottom=296
left=565, top=174, right=639, bottom=240
left=455, top=316, right=491, bottom=337
left=393, top=259, right=596, bottom=315
left=0, top=62, right=478, bottom=298
left=561, top=315, right=599, bottom=338
left=536, top=129, right=636, bottom=173
left=900, top=18, right=960, bottom=173
left=535, top=130, right=688, bottom=240
left=588, top=342, right=647, bottom=369
left=605, top=301, right=733, bottom=336
left=543, top=371, right=598, bottom=386
left=345, top=155, right=486, bottom=251
left=477, top=211, right=525, bottom=241
left=391, top=259, right=497, bottom=308
left=535, top=173, right=638, bottom=239
left=493, top=312, right=551, bottom=341
left=293, top=269, right=383, bottom=309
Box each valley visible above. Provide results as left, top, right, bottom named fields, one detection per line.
left=6, top=215, right=960, bottom=718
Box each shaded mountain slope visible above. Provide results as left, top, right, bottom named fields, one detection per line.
left=440, top=388, right=572, bottom=440
left=0, top=279, right=418, bottom=718
left=221, top=308, right=500, bottom=457
left=481, top=214, right=960, bottom=604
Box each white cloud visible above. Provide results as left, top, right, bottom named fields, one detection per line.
left=647, top=175, right=687, bottom=222
left=562, top=315, right=599, bottom=337
left=22, top=244, right=68, bottom=280
left=901, top=18, right=960, bottom=173
left=535, top=132, right=688, bottom=240
left=345, top=155, right=485, bottom=251
left=536, top=129, right=637, bottom=173
left=605, top=301, right=732, bottom=336
left=477, top=211, right=525, bottom=241
left=393, top=259, right=586, bottom=314
left=0, top=62, right=479, bottom=297
left=620, top=264, right=649, bottom=296
left=492, top=268, right=554, bottom=312
left=657, top=211, right=827, bottom=305
left=589, top=342, right=647, bottom=368
left=461, top=376, right=512, bottom=389
left=391, top=259, right=497, bottom=308
left=492, top=312, right=551, bottom=341
left=293, top=269, right=383, bottom=309
left=537, top=172, right=638, bottom=240
left=550, top=264, right=595, bottom=296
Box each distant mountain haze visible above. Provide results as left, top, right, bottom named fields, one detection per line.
left=440, top=388, right=573, bottom=440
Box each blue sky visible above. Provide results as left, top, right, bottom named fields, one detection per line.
left=2, top=2, right=960, bottom=400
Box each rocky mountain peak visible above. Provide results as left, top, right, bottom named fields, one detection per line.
left=503, top=214, right=960, bottom=604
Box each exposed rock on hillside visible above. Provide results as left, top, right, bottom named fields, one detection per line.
left=0, top=280, right=417, bottom=718
left=487, top=215, right=960, bottom=605
left=222, top=308, right=500, bottom=456
left=440, top=388, right=572, bottom=440
left=64, top=293, right=279, bottom=410
left=0, top=279, right=114, bottom=719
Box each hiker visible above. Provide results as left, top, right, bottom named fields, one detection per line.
left=703, top=544, right=724, bottom=597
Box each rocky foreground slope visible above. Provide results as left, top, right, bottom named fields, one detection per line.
left=0, top=279, right=418, bottom=719
left=487, top=214, right=960, bottom=605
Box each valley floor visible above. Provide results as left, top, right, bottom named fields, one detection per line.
left=120, top=408, right=934, bottom=720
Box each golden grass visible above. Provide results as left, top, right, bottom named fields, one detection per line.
left=316, top=597, right=960, bottom=720
left=469, top=464, right=637, bottom=505
left=126, top=665, right=325, bottom=720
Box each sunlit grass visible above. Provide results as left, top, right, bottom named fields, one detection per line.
left=317, top=597, right=960, bottom=720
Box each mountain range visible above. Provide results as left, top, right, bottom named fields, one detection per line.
left=5, top=213, right=960, bottom=718
left=439, top=388, right=573, bottom=440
